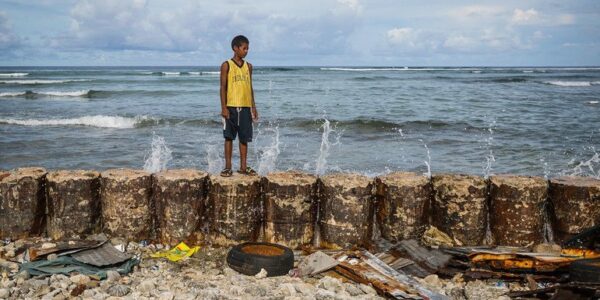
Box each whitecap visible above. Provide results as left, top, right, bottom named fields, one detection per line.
left=38, top=90, right=90, bottom=97
left=0, top=73, right=28, bottom=77
left=0, top=79, right=91, bottom=84
left=162, top=72, right=180, bottom=76
left=320, top=67, right=475, bottom=72
left=188, top=72, right=201, bottom=75
left=0, top=115, right=151, bottom=128
left=589, top=101, right=599, bottom=104
left=0, top=91, right=27, bottom=97
left=544, top=81, right=594, bottom=87
left=201, top=71, right=220, bottom=75
left=523, top=70, right=533, bottom=73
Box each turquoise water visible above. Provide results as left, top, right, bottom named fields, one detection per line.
left=0, top=66, right=599, bottom=178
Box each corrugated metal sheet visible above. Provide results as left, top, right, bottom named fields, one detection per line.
left=71, top=242, right=132, bottom=267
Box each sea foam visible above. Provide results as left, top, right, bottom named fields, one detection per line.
left=0, top=92, right=27, bottom=97
left=0, top=115, right=151, bottom=128
left=0, top=79, right=90, bottom=84
left=0, top=73, right=28, bottom=77
left=545, top=81, right=600, bottom=87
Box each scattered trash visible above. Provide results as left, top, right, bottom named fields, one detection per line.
left=226, top=242, right=294, bottom=277
left=255, top=268, right=268, bottom=279
left=150, top=242, right=200, bottom=262
left=297, top=251, right=339, bottom=276
left=19, top=255, right=139, bottom=279
left=421, top=226, right=455, bottom=248
left=71, top=242, right=133, bottom=267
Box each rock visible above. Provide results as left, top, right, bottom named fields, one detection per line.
left=41, top=242, right=57, bottom=249
left=0, top=288, right=9, bottom=298
left=47, top=253, right=58, bottom=261
left=15, top=270, right=29, bottom=281
left=153, top=169, right=208, bottom=245
left=345, top=284, right=364, bottom=296
left=315, top=289, right=337, bottom=300
left=464, top=280, right=509, bottom=300
left=0, top=167, right=47, bottom=239
left=70, top=274, right=90, bottom=285
left=318, top=276, right=344, bottom=294
left=263, top=171, right=317, bottom=249
left=549, top=176, right=600, bottom=243
left=432, top=174, right=487, bottom=246
left=359, top=284, right=377, bottom=295
left=138, top=279, right=155, bottom=296
left=206, top=174, right=262, bottom=246
left=100, top=169, right=152, bottom=240
left=106, top=270, right=121, bottom=282
left=46, top=170, right=101, bottom=240
left=159, top=291, right=174, bottom=300
left=423, top=274, right=443, bottom=291
left=489, top=175, right=547, bottom=246
left=376, top=172, right=432, bottom=241
left=319, top=173, right=374, bottom=249
left=278, top=283, right=297, bottom=296
left=533, top=243, right=562, bottom=254
left=254, top=268, right=268, bottom=279
left=107, top=284, right=130, bottom=297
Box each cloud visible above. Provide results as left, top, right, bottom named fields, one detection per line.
left=449, top=5, right=506, bottom=21
left=443, top=34, right=477, bottom=51
left=0, top=11, right=21, bottom=50
left=50, top=0, right=362, bottom=59
left=511, top=8, right=539, bottom=25
left=386, top=27, right=438, bottom=52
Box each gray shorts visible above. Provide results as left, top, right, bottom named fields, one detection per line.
left=223, top=107, right=253, bottom=143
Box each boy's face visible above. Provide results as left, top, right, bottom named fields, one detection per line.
left=233, top=42, right=249, bottom=58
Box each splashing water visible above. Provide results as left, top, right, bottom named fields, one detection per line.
left=419, top=139, right=432, bottom=178
left=143, top=133, right=172, bottom=173
left=540, top=157, right=550, bottom=179
left=206, top=144, right=223, bottom=174
left=483, top=119, right=496, bottom=179
left=565, top=148, right=600, bottom=178
left=257, top=126, right=280, bottom=175
left=315, top=119, right=341, bottom=176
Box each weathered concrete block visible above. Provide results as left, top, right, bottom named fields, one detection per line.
left=207, top=174, right=262, bottom=247
left=263, top=171, right=317, bottom=249
left=431, top=174, right=487, bottom=246
left=0, top=167, right=47, bottom=239
left=549, top=176, right=600, bottom=243
left=319, top=173, right=374, bottom=249
left=153, top=169, right=208, bottom=245
left=100, top=169, right=152, bottom=241
left=46, top=170, right=101, bottom=240
left=489, top=175, right=547, bottom=246
left=376, top=172, right=431, bottom=241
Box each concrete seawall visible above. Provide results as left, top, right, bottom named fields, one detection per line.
left=1, top=168, right=599, bottom=249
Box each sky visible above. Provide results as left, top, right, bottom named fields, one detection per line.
left=0, top=0, right=599, bottom=66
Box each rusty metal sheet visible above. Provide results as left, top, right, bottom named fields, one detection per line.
left=71, top=242, right=132, bottom=267
left=27, top=240, right=101, bottom=261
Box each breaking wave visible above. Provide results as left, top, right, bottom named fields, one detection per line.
left=0, top=90, right=93, bottom=98
left=0, top=73, right=28, bottom=77
left=0, top=115, right=157, bottom=128
left=0, top=79, right=91, bottom=85
left=544, top=81, right=600, bottom=87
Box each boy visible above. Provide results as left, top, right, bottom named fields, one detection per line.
left=219, top=35, right=258, bottom=177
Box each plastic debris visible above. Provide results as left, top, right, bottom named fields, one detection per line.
left=150, top=242, right=200, bottom=262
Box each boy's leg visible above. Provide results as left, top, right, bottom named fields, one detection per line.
left=224, top=139, right=233, bottom=170
left=239, top=141, right=247, bottom=171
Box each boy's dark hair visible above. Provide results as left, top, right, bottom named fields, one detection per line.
left=231, top=35, right=249, bottom=50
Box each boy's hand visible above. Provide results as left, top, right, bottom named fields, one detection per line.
left=221, top=109, right=230, bottom=119
left=251, top=107, right=258, bottom=121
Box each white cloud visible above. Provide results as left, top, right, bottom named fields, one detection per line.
left=449, top=5, right=506, bottom=21
left=0, top=11, right=20, bottom=50
left=336, top=0, right=363, bottom=15
left=511, top=8, right=539, bottom=25
left=443, top=34, right=477, bottom=50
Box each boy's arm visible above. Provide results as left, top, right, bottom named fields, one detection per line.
left=248, top=63, right=258, bottom=121
left=220, top=61, right=229, bottom=119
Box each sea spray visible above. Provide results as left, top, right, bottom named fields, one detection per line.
left=206, top=144, right=223, bottom=174
left=143, top=133, right=172, bottom=173
left=257, top=126, right=280, bottom=176
left=315, top=119, right=342, bottom=176
left=419, top=139, right=432, bottom=178
left=483, top=118, right=496, bottom=179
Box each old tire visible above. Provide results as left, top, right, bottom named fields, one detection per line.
left=226, top=242, right=294, bottom=277
left=569, top=258, right=600, bottom=283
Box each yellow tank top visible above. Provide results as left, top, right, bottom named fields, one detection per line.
left=226, top=59, right=252, bottom=107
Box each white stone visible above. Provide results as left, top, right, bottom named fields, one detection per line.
left=106, top=271, right=121, bottom=282
left=254, top=268, right=268, bottom=279
left=159, top=291, right=174, bottom=300
left=359, top=284, right=377, bottom=295
left=0, top=288, right=9, bottom=298
left=41, top=242, right=57, bottom=250
left=138, top=279, right=155, bottom=296
left=69, top=274, right=90, bottom=285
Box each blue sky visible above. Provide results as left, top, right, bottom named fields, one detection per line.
left=1, top=0, right=599, bottom=66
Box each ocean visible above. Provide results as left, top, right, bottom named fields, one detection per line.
left=0, top=66, right=599, bottom=178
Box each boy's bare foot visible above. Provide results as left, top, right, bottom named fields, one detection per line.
left=238, top=167, right=257, bottom=176
left=220, top=168, right=233, bottom=177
